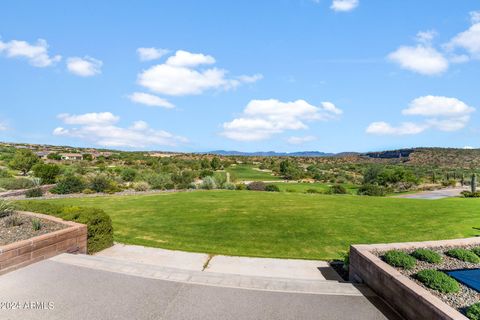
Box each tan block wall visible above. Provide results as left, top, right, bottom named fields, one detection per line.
left=349, top=239, right=480, bottom=320
left=0, top=211, right=87, bottom=275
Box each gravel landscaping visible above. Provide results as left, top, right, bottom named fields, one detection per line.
left=0, top=212, right=67, bottom=246
left=375, top=246, right=480, bottom=315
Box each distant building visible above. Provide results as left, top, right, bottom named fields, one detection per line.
left=60, top=153, right=83, bottom=161
left=35, top=151, right=51, bottom=159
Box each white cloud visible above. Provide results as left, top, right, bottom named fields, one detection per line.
left=165, top=50, right=215, bottom=67
left=446, top=23, right=480, bottom=58
left=471, top=11, right=480, bottom=24
left=137, top=50, right=262, bottom=96
left=366, top=95, right=475, bottom=135
left=0, top=120, right=8, bottom=131
left=128, top=92, right=175, bottom=109
left=416, top=30, right=437, bottom=44
left=67, top=56, right=102, bottom=77
left=222, top=99, right=342, bottom=141
left=402, top=95, right=475, bottom=117
left=388, top=45, right=448, bottom=75
left=287, top=136, right=317, bottom=145
left=0, top=38, right=61, bottom=67
left=54, top=112, right=187, bottom=148
left=137, top=47, right=169, bottom=61
left=366, top=122, right=427, bottom=136
left=330, top=0, right=359, bottom=12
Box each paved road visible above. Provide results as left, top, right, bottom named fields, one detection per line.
left=393, top=187, right=468, bottom=200
left=0, top=259, right=401, bottom=320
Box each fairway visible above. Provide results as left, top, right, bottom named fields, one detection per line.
left=271, top=182, right=359, bottom=194
left=42, top=191, right=480, bottom=260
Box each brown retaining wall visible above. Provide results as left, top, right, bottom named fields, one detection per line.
left=349, top=238, right=480, bottom=320
left=0, top=211, right=87, bottom=275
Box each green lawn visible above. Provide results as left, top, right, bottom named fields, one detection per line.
left=271, top=182, right=359, bottom=194
left=226, top=165, right=282, bottom=181
left=40, top=191, right=480, bottom=260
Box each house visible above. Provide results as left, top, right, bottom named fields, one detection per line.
left=60, top=153, right=83, bottom=161
left=35, top=151, right=51, bottom=159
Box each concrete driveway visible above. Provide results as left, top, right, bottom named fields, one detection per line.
left=0, top=257, right=402, bottom=320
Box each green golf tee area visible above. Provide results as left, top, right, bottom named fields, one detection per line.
left=41, top=191, right=480, bottom=260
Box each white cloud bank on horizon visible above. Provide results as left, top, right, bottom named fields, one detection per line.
left=389, top=12, right=480, bottom=75
left=53, top=112, right=187, bottom=148
left=66, top=56, right=103, bottom=77
left=366, top=95, right=475, bottom=135
left=222, top=99, right=342, bottom=141
left=330, top=0, right=359, bottom=12
left=0, top=38, right=61, bottom=67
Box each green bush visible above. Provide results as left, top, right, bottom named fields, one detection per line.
left=471, top=247, right=480, bottom=257
left=329, top=184, right=347, bottom=194
left=0, top=168, right=12, bottom=178
left=306, top=188, right=321, bottom=194
left=462, top=191, right=480, bottom=198
left=383, top=250, right=416, bottom=269
left=411, top=249, right=442, bottom=264
left=467, top=303, right=480, bottom=320
left=89, top=174, right=112, bottom=193
left=235, top=183, right=247, bottom=190
left=133, top=181, right=150, bottom=192
left=121, top=168, right=137, bottom=182
left=15, top=201, right=113, bottom=254
left=265, top=184, right=280, bottom=192
left=415, top=269, right=460, bottom=293
left=0, top=178, right=35, bottom=190
left=32, top=163, right=61, bottom=184
left=223, top=182, right=236, bottom=190
left=51, top=175, right=85, bottom=194
left=200, top=176, right=217, bottom=190
left=445, top=248, right=480, bottom=263
left=143, top=173, right=172, bottom=190
left=0, top=199, right=15, bottom=218
left=358, top=184, right=387, bottom=196
left=31, top=218, right=42, bottom=231
left=25, top=187, right=44, bottom=198
left=247, top=181, right=266, bottom=191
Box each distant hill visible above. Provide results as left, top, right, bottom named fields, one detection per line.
left=204, top=150, right=337, bottom=157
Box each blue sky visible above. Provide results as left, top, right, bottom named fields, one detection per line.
left=0, top=0, right=479, bottom=153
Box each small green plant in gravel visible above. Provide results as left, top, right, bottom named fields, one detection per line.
left=383, top=250, right=416, bottom=269
left=415, top=269, right=460, bottom=293
left=467, top=302, right=480, bottom=320
left=445, top=249, right=480, bottom=263
left=31, top=218, right=42, bottom=231
left=5, top=215, right=23, bottom=227
left=411, top=249, right=442, bottom=264
left=0, top=199, right=15, bottom=218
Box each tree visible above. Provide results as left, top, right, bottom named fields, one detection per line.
left=47, top=153, right=62, bottom=160
left=210, top=157, right=222, bottom=171
left=9, top=149, right=39, bottom=175
left=32, top=163, right=61, bottom=184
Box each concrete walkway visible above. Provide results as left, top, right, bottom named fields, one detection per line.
left=393, top=187, right=468, bottom=200
left=0, top=256, right=402, bottom=320
left=97, top=244, right=340, bottom=280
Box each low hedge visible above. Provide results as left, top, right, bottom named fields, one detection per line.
left=445, top=248, right=480, bottom=263
left=467, top=303, right=480, bottom=320
left=411, top=249, right=442, bottom=264
left=15, top=201, right=113, bottom=254
left=415, top=269, right=460, bottom=293
left=383, top=250, right=416, bottom=269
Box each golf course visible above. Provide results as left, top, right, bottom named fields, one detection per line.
left=40, top=191, right=480, bottom=260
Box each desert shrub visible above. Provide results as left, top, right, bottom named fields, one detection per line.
left=133, top=181, right=150, bottom=192
left=415, top=269, right=459, bottom=293
left=236, top=183, right=247, bottom=190
left=213, top=172, right=227, bottom=188
left=247, top=181, right=266, bottom=191
left=0, top=199, right=15, bottom=218
left=462, top=191, right=480, bottom=198
left=16, top=201, right=113, bottom=254
left=25, top=187, right=44, bottom=198
left=383, top=250, right=416, bottom=269
left=0, top=168, right=12, bottom=178
left=329, top=184, right=347, bottom=194
left=357, top=184, right=386, bottom=196
left=223, top=182, right=236, bottom=190
left=199, top=169, right=214, bottom=178
left=265, top=184, right=280, bottom=192
left=171, top=170, right=196, bottom=189
left=51, top=175, right=85, bottom=194
left=411, top=249, right=442, bottom=264
left=89, top=174, right=112, bottom=193
left=445, top=249, right=480, bottom=263
left=471, top=247, right=480, bottom=257
left=0, top=178, right=35, bottom=190
left=143, top=173, right=172, bottom=190
left=32, top=163, right=61, bottom=184
left=467, top=303, right=480, bottom=320
left=305, top=188, right=320, bottom=194
left=121, top=168, right=137, bottom=182
left=5, top=215, right=22, bottom=227
left=82, top=188, right=95, bottom=194
left=31, top=218, right=42, bottom=231
left=442, top=179, right=457, bottom=187
left=200, top=176, right=217, bottom=190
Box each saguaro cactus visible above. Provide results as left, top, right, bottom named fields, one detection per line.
left=472, top=174, right=477, bottom=193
